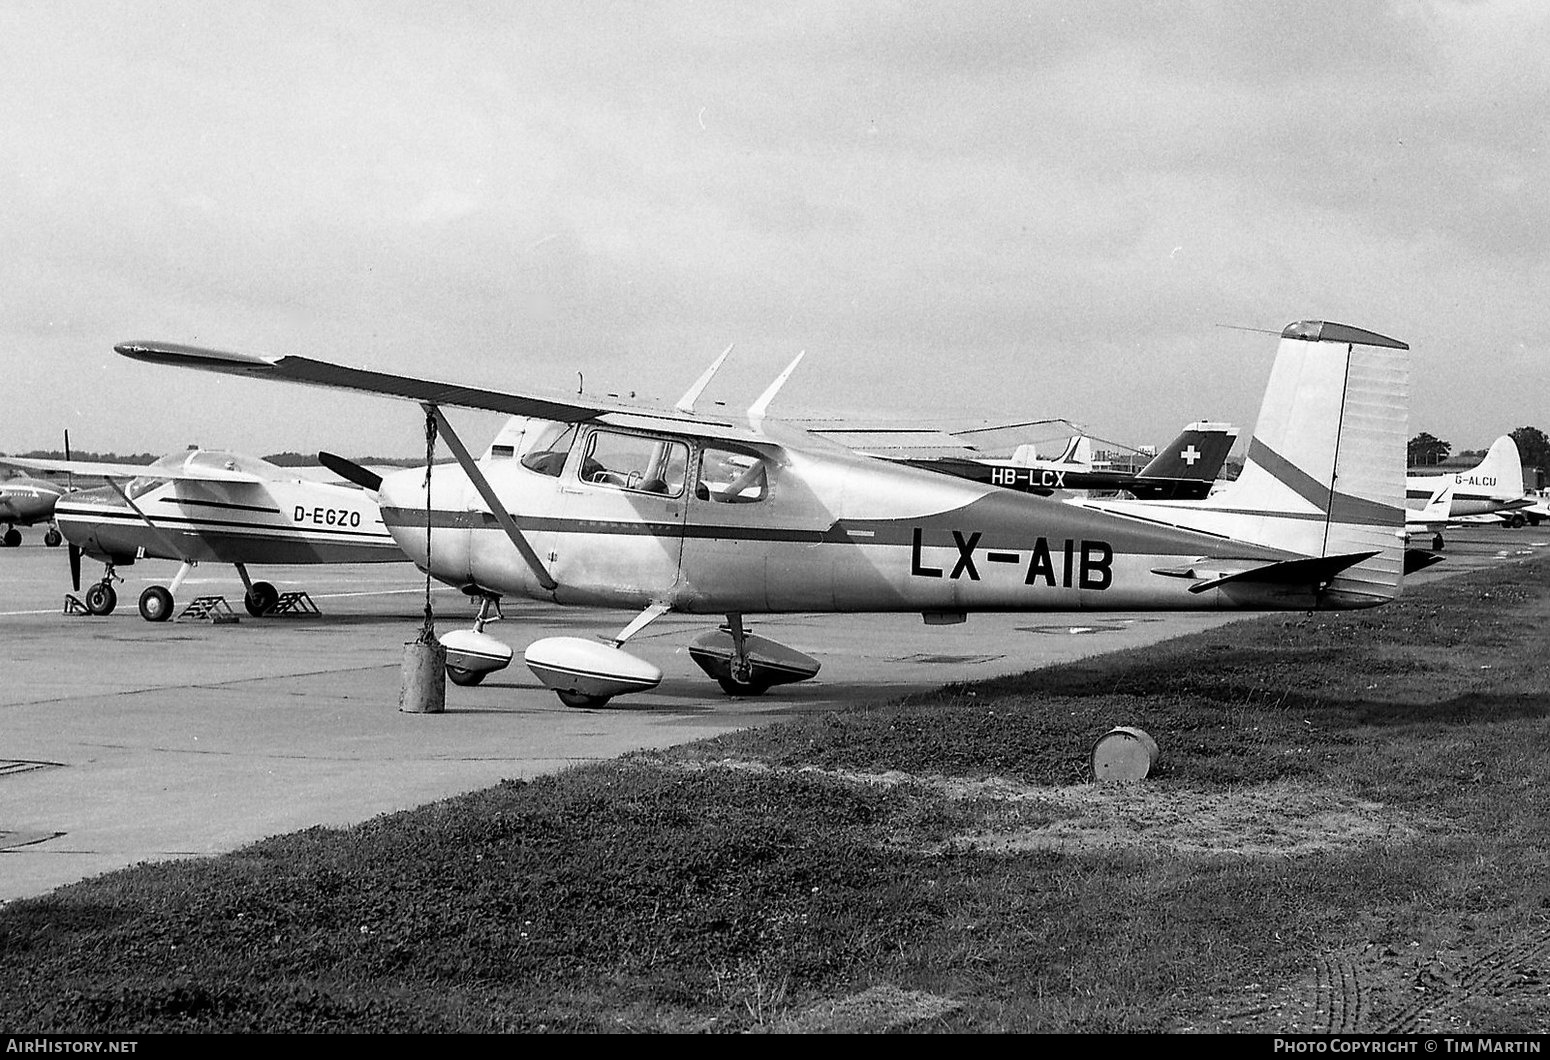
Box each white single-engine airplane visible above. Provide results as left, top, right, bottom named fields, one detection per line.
left=2, top=449, right=403, bottom=619
left=113, top=318, right=1408, bottom=704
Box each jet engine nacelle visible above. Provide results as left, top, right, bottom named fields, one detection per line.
left=439, top=628, right=514, bottom=687
left=524, top=636, right=663, bottom=707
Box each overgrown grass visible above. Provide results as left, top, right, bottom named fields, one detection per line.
left=5, top=558, right=1550, bottom=1032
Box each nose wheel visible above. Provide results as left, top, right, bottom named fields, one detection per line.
left=84, top=581, right=118, bottom=615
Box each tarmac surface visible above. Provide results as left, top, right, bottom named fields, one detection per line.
left=2, top=524, right=1543, bottom=902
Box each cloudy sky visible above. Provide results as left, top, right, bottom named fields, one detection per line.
left=3, top=1, right=1546, bottom=459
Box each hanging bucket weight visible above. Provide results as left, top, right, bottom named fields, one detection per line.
left=400, top=638, right=447, bottom=714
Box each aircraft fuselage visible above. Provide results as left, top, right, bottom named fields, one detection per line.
left=55, top=479, right=400, bottom=566
left=378, top=419, right=1383, bottom=617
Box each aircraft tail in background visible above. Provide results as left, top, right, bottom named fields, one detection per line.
left=1137, top=422, right=1238, bottom=482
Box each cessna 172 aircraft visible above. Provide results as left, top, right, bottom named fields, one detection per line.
left=1404, top=434, right=1530, bottom=549
left=3, top=449, right=403, bottom=619
left=114, top=318, right=1408, bottom=705
left=0, top=468, right=68, bottom=547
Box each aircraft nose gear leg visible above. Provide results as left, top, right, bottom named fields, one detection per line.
left=441, top=594, right=513, bottom=687
left=688, top=613, right=822, bottom=696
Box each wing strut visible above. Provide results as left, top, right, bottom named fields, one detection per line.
left=102, top=477, right=189, bottom=561
left=421, top=404, right=558, bottom=592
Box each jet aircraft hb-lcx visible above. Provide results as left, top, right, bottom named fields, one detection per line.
left=113, top=319, right=1409, bottom=705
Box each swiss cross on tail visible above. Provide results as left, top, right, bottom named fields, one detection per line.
left=1181, top=445, right=1201, bottom=466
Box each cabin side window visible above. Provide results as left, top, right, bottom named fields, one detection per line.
left=519, top=423, right=579, bottom=478
left=580, top=431, right=689, bottom=497
left=697, top=446, right=770, bottom=503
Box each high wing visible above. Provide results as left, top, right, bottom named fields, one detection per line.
left=793, top=416, right=1085, bottom=461
left=114, top=341, right=761, bottom=444
left=2, top=454, right=263, bottom=483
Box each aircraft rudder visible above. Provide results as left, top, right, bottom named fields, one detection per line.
left=1469, top=435, right=1525, bottom=496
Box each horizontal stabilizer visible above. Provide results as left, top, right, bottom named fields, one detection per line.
left=1404, top=549, right=1447, bottom=576
left=1153, top=551, right=1380, bottom=594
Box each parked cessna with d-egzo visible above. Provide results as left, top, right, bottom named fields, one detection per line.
left=112, top=318, right=1408, bottom=706
left=2, top=448, right=403, bottom=619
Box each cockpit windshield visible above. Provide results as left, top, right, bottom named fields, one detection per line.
left=124, top=450, right=276, bottom=499
left=519, top=423, right=580, bottom=477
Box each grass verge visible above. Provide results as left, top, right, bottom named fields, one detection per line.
left=4, top=556, right=1550, bottom=1033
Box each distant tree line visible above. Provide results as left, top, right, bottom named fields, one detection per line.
left=1408, top=427, right=1549, bottom=469
left=2, top=449, right=427, bottom=468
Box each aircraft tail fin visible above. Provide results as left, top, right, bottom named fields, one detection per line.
left=1465, top=435, right=1525, bottom=498
left=1205, top=321, right=1408, bottom=604
left=1138, top=422, right=1238, bottom=482
left=1089, top=321, right=1408, bottom=608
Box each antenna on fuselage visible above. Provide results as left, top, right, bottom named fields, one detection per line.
left=748, top=351, right=805, bottom=428
left=675, top=343, right=734, bottom=413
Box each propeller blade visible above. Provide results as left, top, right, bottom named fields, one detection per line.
left=69, top=543, right=81, bottom=592
left=318, top=451, right=383, bottom=492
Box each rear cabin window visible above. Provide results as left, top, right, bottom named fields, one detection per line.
left=580, top=431, right=689, bottom=497
left=697, top=446, right=770, bottom=503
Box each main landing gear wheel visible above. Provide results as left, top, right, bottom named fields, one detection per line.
left=84, top=583, right=117, bottom=616
left=556, top=690, right=612, bottom=708
left=43, top=528, right=61, bottom=548
left=716, top=674, right=772, bottom=697
left=2, top=528, right=19, bottom=548
left=138, top=586, right=174, bottom=622
left=244, top=581, right=279, bottom=617
left=447, top=667, right=486, bottom=687
left=1432, top=534, right=1445, bottom=551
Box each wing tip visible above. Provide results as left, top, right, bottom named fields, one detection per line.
left=115, top=341, right=277, bottom=371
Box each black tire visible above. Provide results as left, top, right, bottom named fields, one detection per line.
left=138, top=586, right=174, bottom=622
left=244, top=581, right=279, bottom=616
left=2, top=528, right=19, bottom=548
left=717, top=674, right=772, bottom=697
left=1432, top=534, right=1445, bottom=551
left=556, top=689, right=611, bottom=708
left=84, top=582, right=117, bottom=616
left=43, top=528, right=61, bottom=547
left=447, top=666, right=486, bottom=687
